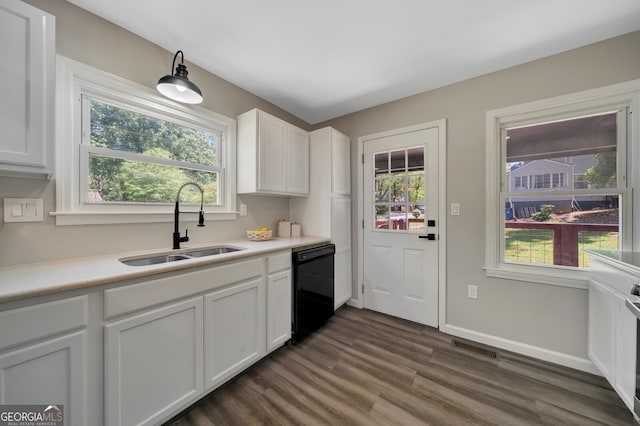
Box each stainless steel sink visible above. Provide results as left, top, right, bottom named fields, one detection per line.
left=184, top=246, right=242, bottom=257
left=120, top=254, right=191, bottom=266
left=119, top=245, right=244, bottom=266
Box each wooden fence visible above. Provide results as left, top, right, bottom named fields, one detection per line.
left=505, top=222, right=619, bottom=267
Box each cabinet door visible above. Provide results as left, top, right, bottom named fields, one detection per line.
left=267, top=270, right=292, bottom=352
left=0, top=1, right=54, bottom=176
left=105, top=297, right=203, bottom=426
left=258, top=112, right=287, bottom=192
left=286, top=125, right=310, bottom=195
left=331, top=197, right=351, bottom=252
left=204, top=277, right=265, bottom=390
left=613, top=292, right=636, bottom=411
left=0, top=331, right=86, bottom=426
left=331, top=130, right=351, bottom=196
left=588, top=280, right=615, bottom=380
left=334, top=250, right=352, bottom=309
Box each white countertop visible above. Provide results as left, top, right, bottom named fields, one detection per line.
left=587, top=249, right=640, bottom=275
left=0, top=236, right=330, bottom=304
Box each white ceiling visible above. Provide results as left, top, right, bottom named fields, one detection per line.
left=67, top=0, right=640, bottom=124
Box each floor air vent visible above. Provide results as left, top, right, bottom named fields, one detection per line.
left=451, top=339, right=498, bottom=359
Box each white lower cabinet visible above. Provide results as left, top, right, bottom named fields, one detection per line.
left=588, top=278, right=615, bottom=379
left=204, top=277, right=265, bottom=390
left=267, top=270, right=292, bottom=352
left=0, top=250, right=296, bottom=426
left=103, top=250, right=292, bottom=425
left=0, top=296, right=88, bottom=426
left=266, top=251, right=292, bottom=352
left=588, top=256, right=637, bottom=412
left=0, top=332, right=86, bottom=423
left=334, top=250, right=352, bottom=309
left=105, top=297, right=203, bottom=426
left=613, top=292, right=636, bottom=409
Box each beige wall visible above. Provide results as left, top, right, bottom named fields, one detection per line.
left=318, top=30, right=640, bottom=361
left=0, top=0, right=307, bottom=266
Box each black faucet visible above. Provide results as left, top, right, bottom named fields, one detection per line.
left=173, top=182, right=205, bottom=249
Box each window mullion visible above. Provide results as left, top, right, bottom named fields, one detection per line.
left=81, top=94, right=91, bottom=145
left=617, top=107, right=629, bottom=188
left=84, top=146, right=219, bottom=173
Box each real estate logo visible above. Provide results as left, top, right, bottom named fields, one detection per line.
left=0, top=405, right=63, bottom=426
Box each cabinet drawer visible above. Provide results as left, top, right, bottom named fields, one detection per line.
left=267, top=251, right=291, bottom=274
left=0, top=296, right=88, bottom=351
left=104, top=257, right=265, bottom=319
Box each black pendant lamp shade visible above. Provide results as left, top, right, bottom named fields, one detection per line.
left=157, top=50, right=203, bottom=104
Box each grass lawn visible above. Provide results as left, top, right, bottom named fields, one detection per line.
left=505, top=229, right=618, bottom=268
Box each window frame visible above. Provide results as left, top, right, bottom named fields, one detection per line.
left=53, top=55, right=237, bottom=225
left=485, top=80, right=640, bottom=288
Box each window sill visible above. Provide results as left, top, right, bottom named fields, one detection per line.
left=50, top=211, right=237, bottom=226
left=484, top=265, right=589, bottom=289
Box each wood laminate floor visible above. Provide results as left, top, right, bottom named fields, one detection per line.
left=168, top=306, right=634, bottom=425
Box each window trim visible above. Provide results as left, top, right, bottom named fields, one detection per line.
left=485, top=80, right=640, bottom=288
left=52, top=55, right=237, bottom=225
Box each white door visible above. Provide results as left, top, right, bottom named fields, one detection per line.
left=363, top=127, right=439, bottom=326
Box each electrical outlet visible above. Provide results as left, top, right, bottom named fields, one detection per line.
left=239, top=203, right=248, bottom=216
left=451, top=202, right=460, bottom=216
left=468, top=285, right=478, bottom=299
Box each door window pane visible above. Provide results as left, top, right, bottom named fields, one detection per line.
left=389, top=172, right=406, bottom=202
left=375, top=152, right=389, bottom=173
left=375, top=176, right=389, bottom=202
left=375, top=205, right=389, bottom=229
left=408, top=171, right=424, bottom=203
left=390, top=150, right=405, bottom=171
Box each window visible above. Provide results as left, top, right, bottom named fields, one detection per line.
left=374, top=147, right=425, bottom=232
left=53, top=56, right=236, bottom=225
left=486, top=80, right=640, bottom=287
left=552, top=173, right=565, bottom=188
left=574, top=174, right=588, bottom=189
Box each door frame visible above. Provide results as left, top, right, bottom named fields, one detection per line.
left=353, top=119, right=447, bottom=330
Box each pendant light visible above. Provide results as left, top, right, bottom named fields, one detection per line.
left=157, top=50, right=203, bottom=104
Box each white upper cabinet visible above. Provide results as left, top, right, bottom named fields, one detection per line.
left=237, top=109, right=309, bottom=196
left=0, top=1, right=55, bottom=178
left=286, top=125, right=310, bottom=195
left=331, top=130, right=351, bottom=196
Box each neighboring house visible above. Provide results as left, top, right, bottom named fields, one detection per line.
left=508, top=158, right=575, bottom=191
left=506, top=155, right=607, bottom=216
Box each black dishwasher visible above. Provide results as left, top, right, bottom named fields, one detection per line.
left=292, top=244, right=335, bottom=339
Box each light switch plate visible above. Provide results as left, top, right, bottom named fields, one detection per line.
left=4, top=198, right=44, bottom=222
left=451, top=202, right=461, bottom=216
left=468, top=285, right=478, bottom=299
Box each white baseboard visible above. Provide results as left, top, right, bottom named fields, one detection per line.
left=443, top=324, right=601, bottom=376
left=347, top=297, right=362, bottom=309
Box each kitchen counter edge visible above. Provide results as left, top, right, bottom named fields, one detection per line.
left=586, top=249, right=640, bottom=276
